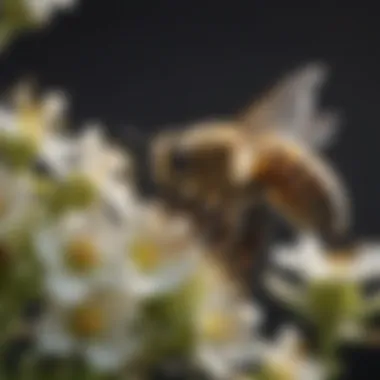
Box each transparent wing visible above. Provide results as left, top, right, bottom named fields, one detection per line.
left=238, top=62, right=341, bottom=149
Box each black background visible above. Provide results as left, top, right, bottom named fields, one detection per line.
left=1, top=1, right=380, bottom=379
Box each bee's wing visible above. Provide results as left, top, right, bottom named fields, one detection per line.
left=238, top=62, right=341, bottom=149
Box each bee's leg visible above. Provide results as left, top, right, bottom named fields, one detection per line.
left=222, top=201, right=275, bottom=296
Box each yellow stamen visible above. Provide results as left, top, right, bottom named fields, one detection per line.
left=201, top=312, right=236, bottom=342
left=69, top=303, right=105, bottom=338
left=130, top=238, right=161, bottom=272
left=17, top=102, right=44, bottom=143
left=66, top=238, right=100, bottom=273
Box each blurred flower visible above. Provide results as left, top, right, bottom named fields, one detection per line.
left=270, top=235, right=380, bottom=282
left=0, top=0, right=78, bottom=52
left=193, top=259, right=263, bottom=380
left=125, top=203, right=202, bottom=299
left=41, top=126, right=137, bottom=217
left=265, top=234, right=380, bottom=357
left=0, top=62, right=370, bottom=380
left=36, top=287, right=142, bottom=373
left=34, top=208, right=132, bottom=306
left=252, top=327, right=325, bottom=380
left=0, top=83, right=68, bottom=170
left=72, top=126, right=135, bottom=211
left=22, top=0, right=77, bottom=25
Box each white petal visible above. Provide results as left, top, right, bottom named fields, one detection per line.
left=353, top=244, right=380, bottom=281
left=39, top=135, right=76, bottom=178
left=236, top=302, right=263, bottom=329
left=272, top=246, right=301, bottom=271
left=34, top=228, right=63, bottom=270
left=46, top=276, right=91, bottom=305
left=26, top=0, right=56, bottom=22
left=264, top=272, right=304, bottom=310
left=197, top=346, right=231, bottom=380
left=275, top=326, right=302, bottom=354
left=36, top=314, right=75, bottom=356
left=136, top=256, right=198, bottom=297
left=0, top=108, right=16, bottom=134
left=85, top=339, right=140, bottom=373
left=297, top=359, right=326, bottom=380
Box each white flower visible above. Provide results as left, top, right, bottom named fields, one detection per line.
left=270, top=234, right=380, bottom=282
left=124, top=203, right=202, bottom=298
left=193, top=261, right=263, bottom=380
left=75, top=127, right=136, bottom=212
left=24, top=0, right=78, bottom=25
left=36, top=287, right=142, bottom=373
left=256, top=327, right=325, bottom=380
left=265, top=234, right=380, bottom=330
left=40, top=125, right=138, bottom=218
left=0, top=84, right=72, bottom=177
left=34, top=208, right=130, bottom=305
left=0, top=83, right=68, bottom=143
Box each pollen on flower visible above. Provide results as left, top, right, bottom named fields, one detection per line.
left=130, top=238, right=161, bottom=272
left=65, top=237, right=100, bottom=272
left=200, top=312, right=237, bottom=342
left=69, top=303, right=105, bottom=339
left=17, top=102, right=44, bottom=143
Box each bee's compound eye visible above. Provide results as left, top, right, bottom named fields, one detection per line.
left=170, top=149, right=191, bottom=172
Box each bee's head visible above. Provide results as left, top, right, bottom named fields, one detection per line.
left=151, top=120, right=256, bottom=207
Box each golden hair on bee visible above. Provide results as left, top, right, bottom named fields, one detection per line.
left=249, top=138, right=351, bottom=240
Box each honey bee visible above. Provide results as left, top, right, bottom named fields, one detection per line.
left=151, top=63, right=351, bottom=293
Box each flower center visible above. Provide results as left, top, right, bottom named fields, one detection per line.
left=130, top=238, right=161, bottom=272
left=69, top=303, right=105, bottom=339
left=18, top=103, right=44, bottom=143
left=200, top=312, right=237, bottom=343
left=65, top=238, right=100, bottom=273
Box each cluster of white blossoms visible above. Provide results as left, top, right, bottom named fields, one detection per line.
left=0, top=0, right=78, bottom=52
left=0, top=83, right=269, bottom=380
left=0, top=69, right=380, bottom=380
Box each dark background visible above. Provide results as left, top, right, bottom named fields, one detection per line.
left=1, top=1, right=379, bottom=378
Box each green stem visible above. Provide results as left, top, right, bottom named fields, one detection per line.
left=317, top=329, right=342, bottom=380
